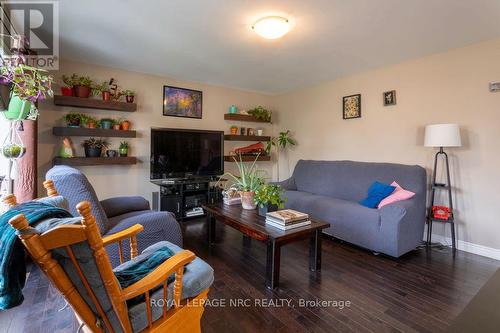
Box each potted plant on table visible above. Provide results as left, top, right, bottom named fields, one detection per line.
left=62, top=113, right=82, bottom=128
left=82, top=138, right=108, bottom=158
left=119, top=141, right=129, bottom=157
left=254, top=184, right=286, bottom=217
left=220, top=154, right=265, bottom=210
left=0, top=61, right=53, bottom=120
left=122, top=89, right=135, bottom=103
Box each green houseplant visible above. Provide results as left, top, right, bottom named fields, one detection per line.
left=266, top=130, right=297, bottom=181
left=119, top=141, right=129, bottom=157
left=82, top=138, right=108, bottom=158
left=62, top=113, right=83, bottom=127
left=219, top=154, right=265, bottom=210
left=122, top=89, right=135, bottom=103
left=93, top=81, right=111, bottom=101
left=247, top=106, right=272, bottom=122
left=63, top=74, right=93, bottom=98
left=0, top=62, right=53, bottom=120
left=254, top=184, right=286, bottom=217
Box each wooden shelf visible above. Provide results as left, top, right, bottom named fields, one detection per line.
left=53, top=157, right=137, bottom=166
left=53, top=127, right=137, bottom=138
left=224, top=155, right=271, bottom=162
left=224, top=113, right=270, bottom=123
left=224, top=135, right=271, bottom=142
left=53, top=95, right=137, bottom=112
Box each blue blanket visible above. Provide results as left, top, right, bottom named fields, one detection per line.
left=0, top=201, right=72, bottom=310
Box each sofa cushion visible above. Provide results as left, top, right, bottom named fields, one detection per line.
left=359, top=181, right=396, bottom=208
left=120, top=241, right=214, bottom=333
left=284, top=190, right=381, bottom=249
left=378, top=181, right=415, bottom=208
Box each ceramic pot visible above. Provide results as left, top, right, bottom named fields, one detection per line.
left=121, top=121, right=130, bottom=130
left=240, top=191, right=256, bottom=210
left=229, top=105, right=237, bottom=114
left=60, top=87, right=73, bottom=96
left=125, top=95, right=134, bottom=103
left=84, top=146, right=102, bottom=158
left=258, top=204, right=278, bottom=217
left=4, top=94, right=32, bottom=120
left=119, top=148, right=128, bottom=157
left=112, top=124, right=121, bottom=130
left=102, top=91, right=111, bottom=101
left=230, top=127, right=238, bottom=135
left=87, top=121, right=96, bottom=129
left=74, top=85, right=91, bottom=98
left=100, top=120, right=113, bottom=129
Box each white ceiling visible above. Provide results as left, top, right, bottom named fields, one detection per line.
left=55, top=0, right=500, bottom=94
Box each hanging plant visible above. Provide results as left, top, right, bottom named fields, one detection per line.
left=1, top=122, right=26, bottom=160
left=0, top=59, right=53, bottom=120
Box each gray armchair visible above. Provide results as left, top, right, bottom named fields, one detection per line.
left=46, top=165, right=182, bottom=267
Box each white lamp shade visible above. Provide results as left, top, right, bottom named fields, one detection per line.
left=424, top=123, right=462, bottom=147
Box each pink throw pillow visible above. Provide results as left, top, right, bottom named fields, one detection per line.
left=377, top=181, right=415, bottom=208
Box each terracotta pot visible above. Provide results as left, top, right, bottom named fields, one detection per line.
left=73, top=85, right=91, bottom=98
left=102, top=91, right=111, bottom=101
left=60, top=87, right=73, bottom=96
left=240, top=191, right=256, bottom=210
left=230, top=127, right=238, bottom=135
left=121, top=121, right=130, bottom=130
left=87, top=121, right=96, bottom=129
left=125, top=95, right=134, bottom=103
left=112, top=124, right=121, bottom=130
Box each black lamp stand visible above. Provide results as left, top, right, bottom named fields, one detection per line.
left=426, top=147, right=456, bottom=250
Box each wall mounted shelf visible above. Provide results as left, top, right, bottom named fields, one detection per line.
left=223, top=114, right=270, bottom=123
left=224, top=155, right=271, bottom=162
left=53, top=95, right=137, bottom=112
left=53, top=127, right=137, bottom=138
left=53, top=157, right=137, bottom=166
left=224, top=135, right=271, bottom=142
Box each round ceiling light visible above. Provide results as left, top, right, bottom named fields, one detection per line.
left=252, top=16, right=291, bottom=39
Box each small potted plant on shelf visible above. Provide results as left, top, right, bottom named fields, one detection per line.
left=81, top=115, right=98, bottom=129
left=119, top=141, right=129, bottom=157
left=247, top=106, right=272, bottom=122
left=122, top=89, right=135, bottom=103
left=254, top=184, right=286, bottom=217
left=82, top=138, right=108, bottom=158
left=62, top=113, right=82, bottom=128
left=65, top=74, right=93, bottom=98
left=112, top=119, right=121, bottom=130
left=99, top=118, right=114, bottom=130
left=230, top=125, right=238, bottom=135
left=61, top=74, right=74, bottom=96
left=121, top=119, right=131, bottom=130
left=93, top=81, right=111, bottom=101
left=219, top=154, right=265, bottom=210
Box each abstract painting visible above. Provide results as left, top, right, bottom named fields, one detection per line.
left=343, top=94, right=361, bottom=119
left=163, top=85, right=202, bottom=119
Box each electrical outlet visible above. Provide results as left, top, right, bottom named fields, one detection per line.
left=489, top=82, right=500, bottom=92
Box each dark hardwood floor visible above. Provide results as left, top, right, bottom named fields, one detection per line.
left=1, top=218, right=499, bottom=333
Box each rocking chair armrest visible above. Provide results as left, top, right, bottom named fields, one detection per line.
left=102, top=224, right=144, bottom=246
left=121, top=250, right=196, bottom=301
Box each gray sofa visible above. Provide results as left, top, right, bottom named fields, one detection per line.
left=277, top=160, right=426, bottom=257
left=46, top=166, right=183, bottom=267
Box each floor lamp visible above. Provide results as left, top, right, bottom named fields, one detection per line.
left=424, top=123, right=462, bottom=250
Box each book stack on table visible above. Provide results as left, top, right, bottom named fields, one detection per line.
left=265, top=209, right=311, bottom=230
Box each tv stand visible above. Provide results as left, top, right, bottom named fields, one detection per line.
left=151, top=178, right=223, bottom=221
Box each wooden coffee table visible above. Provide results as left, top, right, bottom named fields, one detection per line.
left=202, top=203, right=330, bottom=289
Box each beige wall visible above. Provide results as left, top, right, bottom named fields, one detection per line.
left=38, top=60, right=275, bottom=202
left=275, top=38, right=500, bottom=251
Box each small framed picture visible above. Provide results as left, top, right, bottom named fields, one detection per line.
left=383, top=90, right=396, bottom=106
left=247, top=128, right=255, bottom=136
left=163, top=85, right=203, bottom=119
left=343, top=94, right=361, bottom=119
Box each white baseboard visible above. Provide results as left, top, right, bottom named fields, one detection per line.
left=423, top=231, right=500, bottom=261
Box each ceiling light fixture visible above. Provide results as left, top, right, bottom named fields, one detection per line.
left=252, top=16, right=290, bottom=39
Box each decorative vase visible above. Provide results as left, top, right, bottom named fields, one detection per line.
left=258, top=204, right=278, bottom=217
left=125, top=95, right=134, bottom=103
left=3, top=94, right=32, bottom=120
left=74, top=85, right=91, bottom=98
left=60, top=87, right=73, bottom=96
left=102, top=91, right=111, bottom=101
left=119, top=148, right=128, bottom=157
left=121, top=121, right=130, bottom=130
left=84, top=146, right=102, bottom=158
left=240, top=191, right=256, bottom=210
left=229, top=105, right=237, bottom=114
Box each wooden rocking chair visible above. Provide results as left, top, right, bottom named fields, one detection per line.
left=3, top=181, right=211, bottom=333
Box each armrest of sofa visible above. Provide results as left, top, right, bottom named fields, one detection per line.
left=100, top=196, right=151, bottom=218
left=271, top=177, right=297, bottom=191
left=378, top=196, right=426, bottom=256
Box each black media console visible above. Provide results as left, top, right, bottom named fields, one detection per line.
left=151, top=178, right=223, bottom=221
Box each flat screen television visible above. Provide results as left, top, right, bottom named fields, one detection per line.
left=150, top=128, right=224, bottom=180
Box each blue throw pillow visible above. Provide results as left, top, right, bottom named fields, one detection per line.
left=359, top=181, right=396, bottom=208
